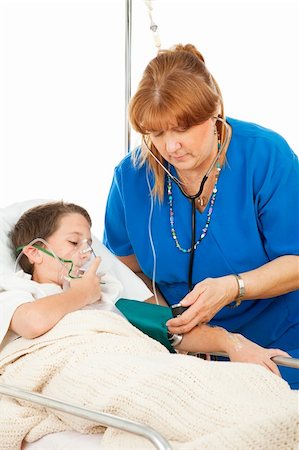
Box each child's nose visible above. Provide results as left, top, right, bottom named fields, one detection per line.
left=80, top=247, right=92, bottom=260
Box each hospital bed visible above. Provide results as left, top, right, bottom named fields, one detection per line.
left=1, top=198, right=298, bottom=450
left=0, top=198, right=173, bottom=450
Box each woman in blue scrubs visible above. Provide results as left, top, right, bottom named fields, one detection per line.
left=104, top=44, right=299, bottom=388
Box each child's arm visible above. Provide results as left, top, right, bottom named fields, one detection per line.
left=176, top=324, right=290, bottom=377
left=10, top=257, right=102, bottom=339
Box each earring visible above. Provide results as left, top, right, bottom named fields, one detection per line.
left=214, top=125, right=217, bottom=135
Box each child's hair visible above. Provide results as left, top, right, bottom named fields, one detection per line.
left=10, top=201, right=92, bottom=275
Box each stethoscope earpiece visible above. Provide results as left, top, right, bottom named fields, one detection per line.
left=143, top=116, right=229, bottom=200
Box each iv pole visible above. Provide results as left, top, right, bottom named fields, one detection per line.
left=125, top=0, right=132, bottom=153
left=125, top=0, right=160, bottom=153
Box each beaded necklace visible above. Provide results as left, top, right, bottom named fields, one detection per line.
left=167, top=161, right=221, bottom=253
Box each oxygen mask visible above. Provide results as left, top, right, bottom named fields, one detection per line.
left=15, top=237, right=99, bottom=290
left=66, top=238, right=95, bottom=278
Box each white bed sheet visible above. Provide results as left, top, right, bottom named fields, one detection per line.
left=22, top=431, right=103, bottom=450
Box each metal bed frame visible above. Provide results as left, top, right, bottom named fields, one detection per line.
left=0, top=354, right=298, bottom=449
left=0, top=383, right=172, bottom=450
left=206, top=353, right=299, bottom=370
left=0, top=355, right=298, bottom=450
left=0, top=1, right=298, bottom=448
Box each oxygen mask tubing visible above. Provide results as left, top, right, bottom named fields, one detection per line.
left=15, top=238, right=97, bottom=289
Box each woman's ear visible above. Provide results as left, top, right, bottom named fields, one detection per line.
left=22, top=246, right=43, bottom=265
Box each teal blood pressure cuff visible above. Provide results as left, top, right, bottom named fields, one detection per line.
left=115, top=298, right=175, bottom=353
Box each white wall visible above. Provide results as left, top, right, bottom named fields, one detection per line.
left=1, top=0, right=298, bottom=237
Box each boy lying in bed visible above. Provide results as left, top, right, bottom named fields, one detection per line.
left=0, top=201, right=297, bottom=450
left=3, top=201, right=288, bottom=376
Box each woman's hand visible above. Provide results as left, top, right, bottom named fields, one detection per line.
left=225, top=333, right=291, bottom=377
left=69, top=256, right=102, bottom=305
left=166, top=276, right=238, bottom=334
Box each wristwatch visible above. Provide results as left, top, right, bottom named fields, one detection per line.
left=229, top=274, right=245, bottom=308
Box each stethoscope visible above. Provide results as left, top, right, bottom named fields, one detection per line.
left=143, top=116, right=230, bottom=292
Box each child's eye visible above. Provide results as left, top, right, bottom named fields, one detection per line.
left=68, top=241, right=78, bottom=246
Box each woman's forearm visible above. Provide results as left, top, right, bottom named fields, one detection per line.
left=139, top=272, right=168, bottom=306
left=238, top=255, right=299, bottom=301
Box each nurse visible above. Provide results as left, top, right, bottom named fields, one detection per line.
left=104, top=43, right=299, bottom=388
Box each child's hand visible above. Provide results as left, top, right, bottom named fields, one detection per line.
left=225, top=333, right=290, bottom=377
left=69, top=257, right=102, bottom=305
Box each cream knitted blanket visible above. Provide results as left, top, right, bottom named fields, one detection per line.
left=0, top=310, right=298, bottom=450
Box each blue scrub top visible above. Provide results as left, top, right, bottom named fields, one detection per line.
left=104, top=118, right=299, bottom=386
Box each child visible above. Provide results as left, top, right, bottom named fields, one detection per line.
left=1, top=201, right=123, bottom=346
left=1, top=201, right=290, bottom=381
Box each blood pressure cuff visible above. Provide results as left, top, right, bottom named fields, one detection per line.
left=115, top=298, right=175, bottom=353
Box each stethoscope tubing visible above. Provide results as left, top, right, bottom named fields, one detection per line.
left=144, top=116, right=230, bottom=292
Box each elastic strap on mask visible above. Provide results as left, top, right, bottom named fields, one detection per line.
left=15, top=243, right=77, bottom=278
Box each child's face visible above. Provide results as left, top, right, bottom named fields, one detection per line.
left=34, top=213, right=92, bottom=286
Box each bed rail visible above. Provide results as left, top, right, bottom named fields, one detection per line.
left=203, top=353, right=299, bottom=369
left=0, top=383, right=173, bottom=450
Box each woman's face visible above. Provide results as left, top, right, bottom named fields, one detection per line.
left=149, top=117, right=217, bottom=172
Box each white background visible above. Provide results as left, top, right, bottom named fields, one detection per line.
left=1, top=0, right=298, bottom=237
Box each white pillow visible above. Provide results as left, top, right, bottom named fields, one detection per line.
left=0, top=199, right=152, bottom=301
left=0, top=199, right=50, bottom=274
